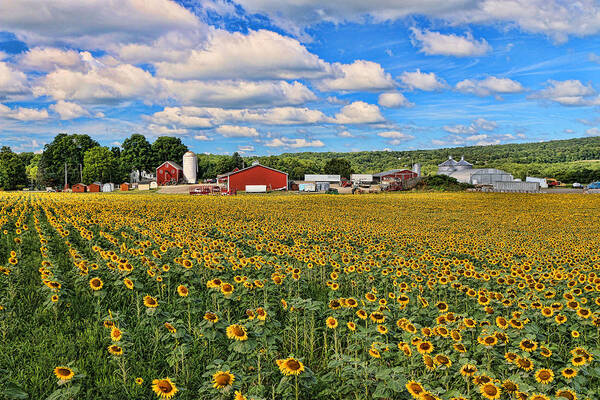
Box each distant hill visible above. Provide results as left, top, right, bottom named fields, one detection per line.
left=273, top=136, right=600, bottom=183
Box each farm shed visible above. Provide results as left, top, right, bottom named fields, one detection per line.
left=88, top=183, right=101, bottom=192
left=120, top=183, right=130, bottom=191
left=220, top=162, right=287, bottom=193
left=72, top=183, right=86, bottom=193
left=138, top=184, right=150, bottom=191
left=493, top=181, right=540, bottom=192
left=304, top=174, right=341, bottom=183
left=526, top=177, right=548, bottom=189
left=470, top=169, right=513, bottom=185
left=350, top=174, right=373, bottom=183
left=102, top=183, right=115, bottom=192
left=156, top=161, right=183, bottom=186
left=373, top=169, right=418, bottom=183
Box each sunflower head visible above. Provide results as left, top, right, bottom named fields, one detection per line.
left=152, top=377, right=178, bottom=399
left=212, top=370, right=235, bottom=389
left=53, top=366, right=74, bottom=382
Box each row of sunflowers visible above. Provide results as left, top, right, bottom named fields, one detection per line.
left=1, top=192, right=599, bottom=399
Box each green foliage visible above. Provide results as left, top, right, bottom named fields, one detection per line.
left=120, top=134, right=152, bottom=175
left=151, top=137, right=188, bottom=168
left=323, top=158, right=353, bottom=179
left=0, top=146, right=27, bottom=190
left=39, top=133, right=99, bottom=186
left=419, top=175, right=473, bottom=191
left=82, top=146, right=119, bottom=184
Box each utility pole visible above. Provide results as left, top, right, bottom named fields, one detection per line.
left=79, top=164, right=83, bottom=183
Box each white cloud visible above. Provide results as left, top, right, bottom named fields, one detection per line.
left=378, top=92, right=414, bottom=108
left=456, top=76, right=524, bottom=97
left=586, top=127, right=600, bottom=136
left=589, top=53, right=600, bottom=64
left=194, top=134, right=212, bottom=141
left=0, top=0, right=201, bottom=48
left=334, top=101, right=385, bottom=124
left=410, top=28, right=491, bottom=57
left=399, top=69, right=447, bottom=91
left=0, top=61, right=28, bottom=97
left=19, top=47, right=87, bottom=71
left=377, top=131, right=415, bottom=144
left=338, top=130, right=353, bottom=137
left=145, top=107, right=213, bottom=128
left=147, top=124, right=188, bottom=135
left=316, top=60, right=395, bottom=92
left=238, top=145, right=255, bottom=152
left=529, top=79, right=600, bottom=106
left=443, top=118, right=497, bottom=134
left=163, top=79, right=316, bottom=107
left=154, top=29, right=333, bottom=80
left=265, top=137, right=324, bottom=148
left=0, top=103, right=48, bottom=121
left=50, top=100, right=90, bottom=120
left=34, top=63, right=159, bottom=103
left=215, top=125, right=259, bottom=137
left=233, top=0, right=600, bottom=43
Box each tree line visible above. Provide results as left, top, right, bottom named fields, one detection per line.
left=2, top=133, right=600, bottom=190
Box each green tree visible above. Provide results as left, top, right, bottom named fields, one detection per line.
left=0, top=147, right=27, bottom=190
left=39, top=133, right=99, bottom=187
left=323, top=158, right=353, bottom=179
left=25, top=154, right=43, bottom=188
left=120, top=134, right=152, bottom=175
left=82, top=146, right=118, bottom=184
left=151, top=136, right=188, bottom=168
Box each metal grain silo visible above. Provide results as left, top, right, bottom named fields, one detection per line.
left=182, top=151, right=197, bottom=184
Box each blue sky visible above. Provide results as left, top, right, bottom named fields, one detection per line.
left=0, top=0, right=600, bottom=155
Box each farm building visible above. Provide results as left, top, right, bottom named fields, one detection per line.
left=304, top=174, right=341, bottom=184
left=350, top=174, right=373, bottom=184
left=102, top=183, right=115, bottom=192
left=138, top=183, right=150, bottom=191
left=526, top=176, right=548, bottom=189
left=373, top=169, right=418, bottom=183
left=437, top=157, right=513, bottom=185
left=182, top=151, right=198, bottom=184
left=130, top=170, right=155, bottom=184
left=437, top=156, right=472, bottom=175
left=88, top=182, right=101, bottom=192
left=219, top=162, right=287, bottom=192
left=156, top=161, right=183, bottom=186
left=493, top=181, right=540, bottom=192
left=120, top=183, right=130, bottom=191
left=72, top=183, right=86, bottom=193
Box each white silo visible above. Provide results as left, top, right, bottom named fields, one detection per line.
left=182, top=151, right=197, bottom=184
left=412, top=163, right=421, bottom=177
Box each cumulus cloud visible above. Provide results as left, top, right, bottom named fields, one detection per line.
left=378, top=92, right=414, bottom=108
left=0, top=103, right=48, bottom=121
left=147, top=124, right=189, bottom=135
left=238, top=145, right=255, bottom=152
left=315, top=60, right=395, bottom=92
left=215, top=125, right=260, bottom=137
left=410, top=28, right=491, bottom=57
left=456, top=76, right=524, bottom=97
left=586, top=127, right=600, bottom=136
left=233, top=0, right=600, bottom=43
left=49, top=101, right=90, bottom=120
left=154, top=29, right=333, bottom=80
left=377, top=131, right=415, bottom=145
left=145, top=101, right=384, bottom=130
left=443, top=118, right=497, bottom=134
left=334, top=101, right=385, bottom=124
left=529, top=79, right=600, bottom=106
left=18, top=47, right=87, bottom=72
left=0, top=0, right=201, bottom=47
left=265, top=137, right=324, bottom=148
left=0, top=61, right=28, bottom=97
left=399, top=69, right=447, bottom=91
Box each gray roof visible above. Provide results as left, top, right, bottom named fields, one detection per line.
left=373, top=169, right=412, bottom=178
left=438, top=156, right=458, bottom=167
left=456, top=156, right=472, bottom=166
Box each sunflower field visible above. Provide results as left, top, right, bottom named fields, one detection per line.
left=1, top=192, right=600, bottom=400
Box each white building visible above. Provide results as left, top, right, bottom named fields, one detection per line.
left=438, top=156, right=513, bottom=185
left=526, top=176, right=548, bottom=189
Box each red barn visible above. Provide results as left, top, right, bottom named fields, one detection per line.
left=72, top=183, right=86, bottom=193
left=218, top=162, right=287, bottom=193
left=88, top=183, right=101, bottom=192
left=373, top=169, right=418, bottom=182
left=156, top=161, right=183, bottom=186
left=120, top=183, right=130, bottom=191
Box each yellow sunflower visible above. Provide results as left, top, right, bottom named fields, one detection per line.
left=89, top=277, right=103, bottom=291
left=480, top=383, right=501, bottom=400
left=53, top=366, right=74, bottom=381
left=143, top=295, right=158, bottom=308
left=212, top=370, right=235, bottom=389
left=226, top=324, right=248, bottom=341
left=276, top=357, right=305, bottom=375
left=152, top=377, right=178, bottom=399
